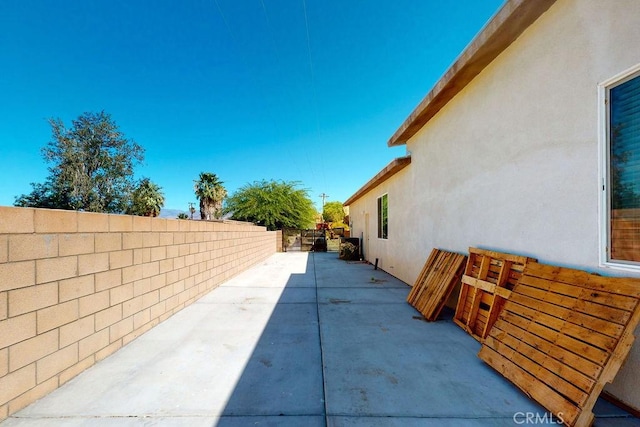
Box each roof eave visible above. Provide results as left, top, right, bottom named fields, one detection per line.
left=388, top=0, right=557, bottom=147
left=344, top=156, right=411, bottom=206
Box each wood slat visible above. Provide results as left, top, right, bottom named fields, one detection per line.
left=454, top=247, right=536, bottom=341
left=524, top=262, right=640, bottom=298
left=506, top=298, right=619, bottom=352
left=488, top=325, right=596, bottom=394
left=508, top=292, right=625, bottom=339
left=517, top=273, right=639, bottom=311
left=498, top=309, right=609, bottom=366
left=493, top=317, right=603, bottom=379
left=412, top=251, right=461, bottom=315
left=515, top=281, right=632, bottom=326
left=407, top=248, right=440, bottom=302
left=415, top=252, right=462, bottom=314
left=407, top=249, right=466, bottom=321
left=478, top=345, right=581, bottom=426
left=479, top=261, right=640, bottom=427
left=484, top=334, right=589, bottom=407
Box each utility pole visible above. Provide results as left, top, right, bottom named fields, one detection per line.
left=319, top=193, right=329, bottom=213
left=188, top=202, right=195, bottom=220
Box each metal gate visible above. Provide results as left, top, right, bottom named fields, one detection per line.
left=282, top=228, right=326, bottom=252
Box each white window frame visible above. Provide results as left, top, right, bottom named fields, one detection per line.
left=599, top=62, right=640, bottom=271
left=377, top=193, right=388, bottom=240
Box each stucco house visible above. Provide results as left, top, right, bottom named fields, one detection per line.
left=344, top=0, right=640, bottom=412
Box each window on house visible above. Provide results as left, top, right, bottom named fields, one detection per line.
left=377, top=194, right=388, bottom=239
left=605, top=68, right=640, bottom=265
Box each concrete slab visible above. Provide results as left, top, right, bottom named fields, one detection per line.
left=1, top=416, right=326, bottom=427
left=327, top=416, right=535, bottom=426
left=1, top=252, right=638, bottom=426
left=314, top=259, right=407, bottom=289
left=316, top=273, right=407, bottom=289
left=199, top=286, right=317, bottom=304
left=318, top=287, right=410, bottom=305
left=320, top=302, right=543, bottom=419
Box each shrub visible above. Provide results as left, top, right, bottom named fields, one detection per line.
left=339, top=242, right=359, bottom=260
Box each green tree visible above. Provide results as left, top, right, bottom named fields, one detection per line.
left=15, top=111, right=144, bottom=213
left=14, top=180, right=73, bottom=210
left=194, top=172, right=227, bottom=220
left=177, top=213, right=189, bottom=219
left=225, top=180, right=316, bottom=231
left=611, top=124, right=640, bottom=209
left=126, top=178, right=165, bottom=217
left=322, top=201, right=346, bottom=223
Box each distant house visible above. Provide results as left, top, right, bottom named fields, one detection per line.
left=344, top=0, right=640, bottom=411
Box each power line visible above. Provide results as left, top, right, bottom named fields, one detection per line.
left=302, top=0, right=328, bottom=192
left=212, top=0, right=326, bottom=197
left=258, top=0, right=308, bottom=181
left=215, top=0, right=310, bottom=184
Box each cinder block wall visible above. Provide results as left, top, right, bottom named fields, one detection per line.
left=0, top=207, right=276, bottom=420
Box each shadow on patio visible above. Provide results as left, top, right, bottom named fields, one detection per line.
left=216, top=252, right=547, bottom=427
left=206, top=252, right=640, bottom=426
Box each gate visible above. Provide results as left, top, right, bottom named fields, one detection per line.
left=282, top=228, right=327, bottom=252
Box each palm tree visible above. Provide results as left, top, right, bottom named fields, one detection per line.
left=127, top=178, right=165, bottom=217
left=194, top=172, right=227, bottom=220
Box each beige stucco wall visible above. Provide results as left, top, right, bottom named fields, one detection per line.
left=348, top=165, right=413, bottom=282
left=348, top=0, right=640, bottom=410
left=0, top=207, right=277, bottom=421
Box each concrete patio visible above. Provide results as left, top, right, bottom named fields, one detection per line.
left=1, top=252, right=637, bottom=426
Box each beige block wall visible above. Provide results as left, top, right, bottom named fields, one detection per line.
left=0, top=206, right=277, bottom=420
left=276, top=230, right=283, bottom=252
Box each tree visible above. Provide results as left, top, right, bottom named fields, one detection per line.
left=611, top=124, right=640, bottom=210
left=322, top=201, right=346, bottom=223
left=177, top=213, right=189, bottom=219
left=225, top=180, right=317, bottom=231
left=194, top=172, right=227, bottom=220
left=14, top=180, right=73, bottom=210
left=126, top=178, right=165, bottom=217
left=15, top=111, right=144, bottom=213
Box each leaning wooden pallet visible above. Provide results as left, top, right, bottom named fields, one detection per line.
left=454, top=248, right=536, bottom=340
left=478, top=262, right=640, bottom=427
left=406, top=248, right=466, bottom=321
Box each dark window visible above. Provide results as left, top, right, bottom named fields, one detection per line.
left=377, top=194, right=388, bottom=239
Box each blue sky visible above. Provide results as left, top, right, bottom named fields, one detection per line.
left=0, top=0, right=503, bottom=213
